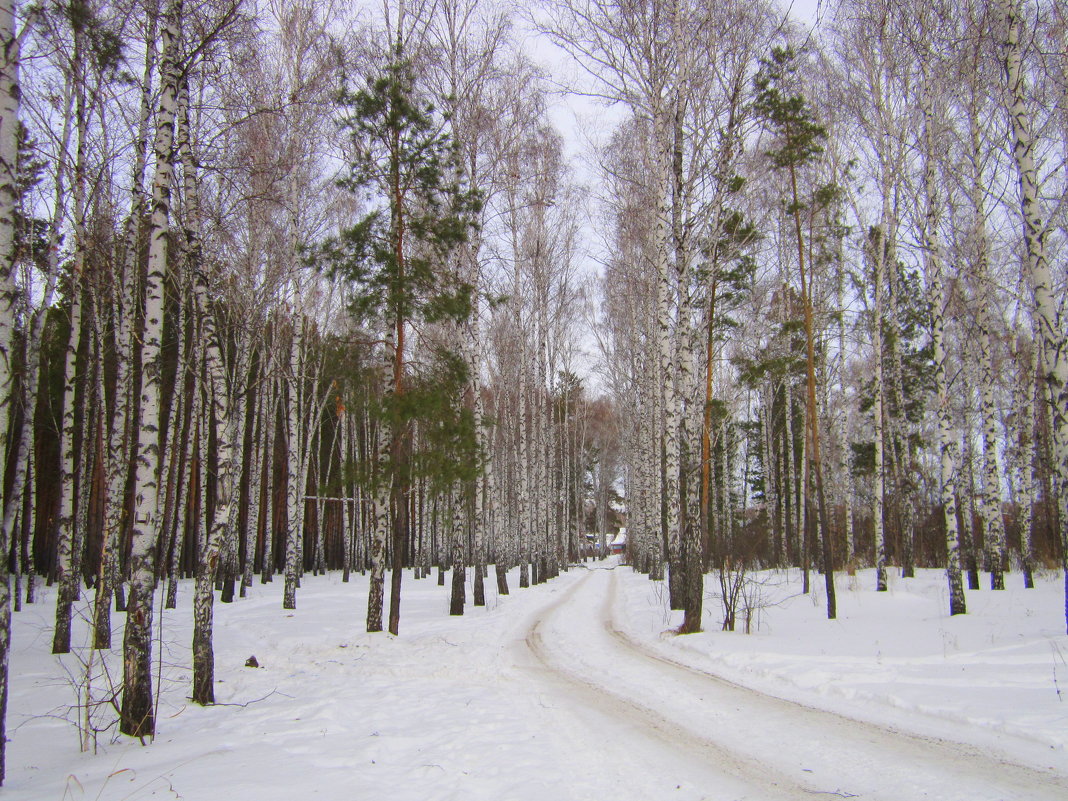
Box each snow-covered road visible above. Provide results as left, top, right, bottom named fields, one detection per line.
left=6, top=564, right=1067, bottom=799
left=522, top=566, right=1068, bottom=801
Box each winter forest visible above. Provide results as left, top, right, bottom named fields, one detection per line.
left=0, top=0, right=1066, bottom=794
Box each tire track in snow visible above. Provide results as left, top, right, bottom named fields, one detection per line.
left=597, top=568, right=1068, bottom=801
left=521, top=569, right=812, bottom=801
left=521, top=566, right=1068, bottom=801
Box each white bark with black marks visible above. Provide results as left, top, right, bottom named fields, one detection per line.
left=919, top=76, right=966, bottom=615
left=0, top=0, right=27, bottom=783
left=121, top=0, right=183, bottom=739
left=283, top=317, right=303, bottom=609
left=872, top=228, right=887, bottom=593
left=996, top=0, right=1068, bottom=627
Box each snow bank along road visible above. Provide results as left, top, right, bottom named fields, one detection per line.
left=519, top=566, right=1068, bottom=801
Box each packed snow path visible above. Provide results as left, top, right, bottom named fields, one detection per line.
left=6, top=565, right=1067, bottom=799
left=521, top=566, right=1068, bottom=801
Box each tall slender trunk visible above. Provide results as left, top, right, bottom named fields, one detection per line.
left=533, top=310, right=549, bottom=584
left=160, top=268, right=193, bottom=606
left=5, top=58, right=72, bottom=634
left=52, top=15, right=89, bottom=654
left=340, top=405, right=351, bottom=582
left=783, top=382, right=795, bottom=565
left=886, top=253, right=913, bottom=580
left=19, top=445, right=35, bottom=607
left=121, top=0, right=182, bottom=739
left=283, top=318, right=303, bottom=609
left=962, top=414, right=982, bottom=590
left=449, top=483, right=466, bottom=616
left=244, top=374, right=264, bottom=593
left=180, top=75, right=236, bottom=705
left=96, top=24, right=153, bottom=638
left=366, top=415, right=390, bottom=632
left=261, top=368, right=279, bottom=583
left=219, top=342, right=250, bottom=601
left=835, top=258, right=855, bottom=565
left=965, top=101, right=1008, bottom=590
left=165, top=334, right=197, bottom=611
left=1014, top=337, right=1037, bottom=588
left=517, top=337, right=531, bottom=589
left=53, top=283, right=84, bottom=654
left=655, top=119, right=681, bottom=607
left=790, top=162, right=835, bottom=618
left=872, top=226, right=887, bottom=593
left=468, top=322, right=487, bottom=606
left=0, top=29, right=28, bottom=780
left=920, top=78, right=965, bottom=614
left=73, top=340, right=97, bottom=621
left=761, top=396, right=779, bottom=566
left=998, top=0, right=1068, bottom=626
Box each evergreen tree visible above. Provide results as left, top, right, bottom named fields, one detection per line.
left=321, top=51, right=480, bottom=635
left=754, top=46, right=837, bottom=619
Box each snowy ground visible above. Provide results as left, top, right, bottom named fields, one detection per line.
left=5, top=562, right=1067, bottom=800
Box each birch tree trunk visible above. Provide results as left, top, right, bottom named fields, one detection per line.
left=244, top=373, right=266, bottom=594
left=0, top=1, right=24, bottom=779
left=449, top=483, right=466, bottom=615
left=965, top=105, right=1008, bottom=590
left=53, top=279, right=84, bottom=654
left=178, top=73, right=241, bottom=705
left=261, top=368, right=279, bottom=583
left=366, top=415, right=391, bottom=632
left=190, top=291, right=235, bottom=705
left=121, top=0, right=183, bottom=739
left=516, top=314, right=531, bottom=588
left=96, top=10, right=155, bottom=643
left=165, top=333, right=197, bottom=611
left=283, top=317, right=303, bottom=609
left=835, top=280, right=855, bottom=566
left=340, top=405, right=351, bottom=582
left=1014, top=336, right=1038, bottom=588
left=218, top=340, right=250, bottom=602
left=885, top=258, right=913, bottom=580
left=872, top=230, right=887, bottom=593
left=997, top=0, right=1068, bottom=627
left=52, top=11, right=90, bottom=654
left=652, top=107, right=683, bottom=610
left=469, top=324, right=487, bottom=606
left=158, top=253, right=192, bottom=600
left=920, top=78, right=966, bottom=615
left=3, top=44, right=72, bottom=635
left=19, top=444, right=34, bottom=607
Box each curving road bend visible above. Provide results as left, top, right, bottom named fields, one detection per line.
left=517, top=567, right=1068, bottom=801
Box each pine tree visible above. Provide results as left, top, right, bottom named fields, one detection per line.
left=754, top=46, right=837, bottom=619
left=322, top=51, right=479, bottom=635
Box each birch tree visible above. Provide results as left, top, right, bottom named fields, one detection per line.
left=912, top=5, right=967, bottom=613
left=0, top=0, right=28, bottom=782
left=120, top=0, right=183, bottom=739
left=995, top=0, right=1068, bottom=629
left=51, top=1, right=90, bottom=655
left=96, top=2, right=158, bottom=649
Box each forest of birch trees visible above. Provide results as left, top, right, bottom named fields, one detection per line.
left=0, top=0, right=1064, bottom=781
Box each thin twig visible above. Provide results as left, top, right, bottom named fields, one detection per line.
left=203, top=689, right=290, bottom=708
